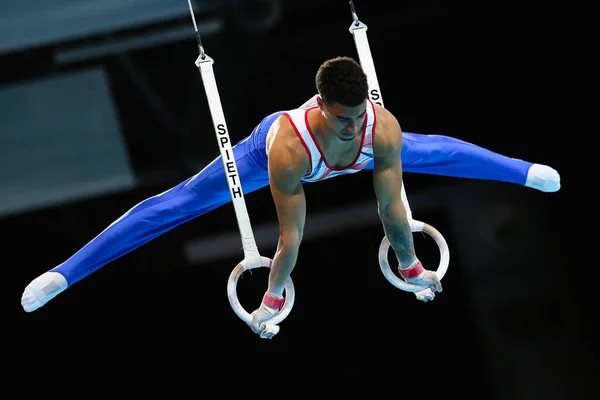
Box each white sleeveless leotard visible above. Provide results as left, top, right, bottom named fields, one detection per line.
left=282, top=95, right=377, bottom=182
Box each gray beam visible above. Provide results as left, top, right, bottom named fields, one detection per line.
left=0, top=0, right=221, bottom=55
left=54, top=20, right=222, bottom=64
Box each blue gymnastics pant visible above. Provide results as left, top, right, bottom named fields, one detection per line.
left=52, top=111, right=532, bottom=285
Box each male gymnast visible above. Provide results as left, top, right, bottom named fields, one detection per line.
left=21, top=56, right=560, bottom=338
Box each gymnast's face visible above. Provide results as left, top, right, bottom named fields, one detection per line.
left=317, top=97, right=367, bottom=142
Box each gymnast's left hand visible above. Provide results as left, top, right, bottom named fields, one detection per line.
left=407, top=269, right=442, bottom=294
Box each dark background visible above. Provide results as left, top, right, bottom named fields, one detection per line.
left=4, top=1, right=594, bottom=398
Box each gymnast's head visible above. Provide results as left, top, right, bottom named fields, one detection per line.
left=315, top=56, right=369, bottom=141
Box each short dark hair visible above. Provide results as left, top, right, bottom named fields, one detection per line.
left=315, top=56, right=369, bottom=107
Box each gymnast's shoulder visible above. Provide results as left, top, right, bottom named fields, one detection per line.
left=372, top=104, right=403, bottom=155
left=265, top=114, right=311, bottom=176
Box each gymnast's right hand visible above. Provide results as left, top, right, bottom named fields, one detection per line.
left=248, top=292, right=284, bottom=339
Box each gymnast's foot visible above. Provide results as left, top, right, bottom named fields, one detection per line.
left=525, top=163, right=561, bottom=192
left=21, top=272, right=68, bottom=312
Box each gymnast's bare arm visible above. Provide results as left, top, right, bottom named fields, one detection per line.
left=372, top=106, right=442, bottom=292
left=248, top=116, right=309, bottom=335
left=264, top=116, right=310, bottom=296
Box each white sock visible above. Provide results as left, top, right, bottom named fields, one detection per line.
left=21, top=272, right=68, bottom=312
left=525, top=163, right=561, bottom=192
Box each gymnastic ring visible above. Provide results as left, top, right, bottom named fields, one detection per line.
left=227, top=256, right=295, bottom=333
left=378, top=220, right=450, bottom=292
